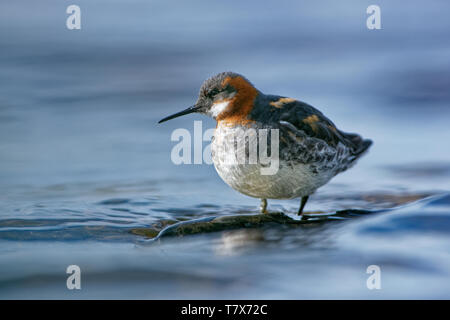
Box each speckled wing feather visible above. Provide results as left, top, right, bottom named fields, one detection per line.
left=251, top=95, right=372, bottom=174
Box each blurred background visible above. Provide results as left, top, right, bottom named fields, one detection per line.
left=0, top=0, right=450, bottom=299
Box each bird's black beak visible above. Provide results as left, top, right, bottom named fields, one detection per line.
left=158, top=105, right=201, bottom=123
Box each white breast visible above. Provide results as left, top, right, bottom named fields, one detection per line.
left=211, top=123, right=334, bottom=199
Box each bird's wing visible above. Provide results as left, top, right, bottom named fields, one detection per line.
left=264, top=97, right=370, bottom=152
left=256, top=96, right=372, bottom=172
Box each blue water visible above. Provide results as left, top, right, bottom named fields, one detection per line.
left=1, top=0, right=450, bottom=298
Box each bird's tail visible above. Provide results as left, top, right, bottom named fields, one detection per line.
left=340, top=131, right=373, bottom=158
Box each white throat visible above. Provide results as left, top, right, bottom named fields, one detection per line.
left=209, top=101, right=230, bottom=118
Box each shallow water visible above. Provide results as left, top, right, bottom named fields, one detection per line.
left=1, top=0, right=450, bottom=298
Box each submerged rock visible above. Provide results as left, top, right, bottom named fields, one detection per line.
left=132, top=209, right=372, bottom=241
left=151, top=212, right=303, bottom=240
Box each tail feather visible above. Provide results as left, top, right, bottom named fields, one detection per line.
left=354, top=138, right=372, bottom=157
left=340, top=130, right=373, bottom=158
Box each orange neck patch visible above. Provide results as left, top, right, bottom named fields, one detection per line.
left=216, top=76, right=258, bottom=126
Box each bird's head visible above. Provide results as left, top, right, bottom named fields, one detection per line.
left=159, top=72, right=259, bottom=124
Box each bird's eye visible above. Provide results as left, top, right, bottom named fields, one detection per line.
left=208, top=88, right=220, bottom=97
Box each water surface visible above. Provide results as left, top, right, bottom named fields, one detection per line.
left=1, top=0, right=450, bottom=299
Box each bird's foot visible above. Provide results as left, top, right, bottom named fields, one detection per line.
left=260, top=199, right=268, bottom=214
left=297, top=195, right=309, bottom=216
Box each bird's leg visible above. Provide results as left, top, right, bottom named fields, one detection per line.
left=298, top=196, right=309, bottom=217
left=260, top=199, right=268, bottom=214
